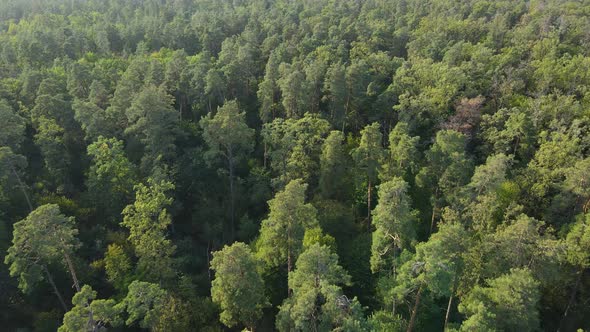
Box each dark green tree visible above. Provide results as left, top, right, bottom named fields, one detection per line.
left=200, top=100, right=254, bottom=240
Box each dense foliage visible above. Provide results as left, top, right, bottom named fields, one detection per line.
left=1, top=0, right=590, bottom=330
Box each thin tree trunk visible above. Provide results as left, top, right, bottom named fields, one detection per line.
left=63, top=251, right=81, bottom=292
left=367, top=179, right=372, bottom=224
left=263, top=141, right=268, bottom=169
left=444, top=294, right=453, bottom=331
left=513, top=135, right=520, bottom=156
left=228, top=151, right=235, bottom=242
left=179, top=96, right=183, bottom=121
left=392, top=250, right=397, bottom=316
left=42, top=265, right=68, bottom=312
left=444, top=277, right=458, bottom=331
left=342, top=94, right=350, bottom=133
left=9, top=160, right=33, bottom=212
left=430, top=188, right=439, bottom=234
left=287, top=223, right=293, bottom=296
left=430, top=200, right=437, bottom=233
left=559, top=270, right=583, bottom=331
left=406, top=285, right=423, bottom=332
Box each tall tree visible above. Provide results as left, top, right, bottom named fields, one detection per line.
left=276, top=244, right=365, bottom=331
left=117, top=281, right=168, bottom=330
left=200, top=100, right=255, bottom=241
left=121, top=179, right=176, bottom=283
left=344, top=60, right=371, bottom=131
left=351, top=122, right=386, bottom=223
left=125, top=85, right=178, bottom=174
left=380, top=122, right=419, bottom=182
left=561, top=213, right=590, bottom=327
left=414, top=221, right=469, bottom=329
left=323, top=62, right=346, bottom=128
left=416, top=130, right=472, bottom=232
left=106, top=57, right=150, bottom=136
left=0, top=99, right=31, bottom=209
left=258, top=50, right=283, bottom=122
left=257, top=179, right=319, bottom=278
left=370, top=177, right=417, bottom=273
left=0, top=98, right=26, bottom=151
left=319, top=130, right=352, bottom=201
left=0, top=147, right=31, bottom=210
left=210, top=242, right=268, bottom=330
left=464, top=153, right=512, bottom=232
left=34, top=117, right=72, bottom=192
left=86, top=137, right=137, bottom=224
left=277, top=62, right=309, bottom=119
left=5, top=204, right=81, bottom=311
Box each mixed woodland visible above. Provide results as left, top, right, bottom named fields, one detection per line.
left=1, top=0, right=590, bottom=330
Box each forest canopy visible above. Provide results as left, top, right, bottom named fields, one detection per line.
left=1, top=0, right=590, bottom=331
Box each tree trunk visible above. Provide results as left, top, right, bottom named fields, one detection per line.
left=287, top=222, right=293, bottom=296
left=42, top=265, right=68, bottom=312
left=392, top=251, right=397, bottom=316
left=444, top=275, right=457, bottom=331
left=513, top=135, right=520, bottom=156
left=367, top=179, right=372, bottom=224
left=406, top=285, right=423, bottom=332
left=444, top=282, right=456, bottom=330
left=9, top=160, right=33, bottom=212
left=430, top=201, right=437, bottom=234
left=559, top=270, right=583, bottom=331
left=342, top=94, right=350, bottom=133
left=228, top=150, right=235, bottom=242
left=430, top=188, right=440, bottom=234
left=179, top=95, right=183, bottom=121
left=263, top=141, right=268, bottom=169
left=63, top=250, right=81, bottom=292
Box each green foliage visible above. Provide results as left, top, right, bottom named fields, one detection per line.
left=200, top=99, right=255, bottom=238
left=351, top=122, right=385, bottom=186
left=277, top=244, right=364, bottom=331
left=5, top=204, right=79, bottom=293
left=34, top=117, right=71, bottom=191
left=210, top=242, right=268, bottom=330
left=380, top=122, right=420, bottom=181
left=458, top=268, right=540, bottom=331
left=370, top=177, right=417, bottom=273
left=303, top=227, right=337, bottom=252
left=565, top=214, right=590, bottom=269
left=257, top=179, right=319, bottom=272
left=200, top=100, right=254, bottom=164
left=86, top=137, right=137, bottom=223
left=117, top=280, right=168, bottom=330
left=125, top=84, right=178, bottom=173
left=414, top=221, right=469, bottom=301
left=263, top=114, right=331, bottom=189
left=59, top=285, right=122, bottom=332
left=319, top=130, right=352, bottom=201
left=121, top=179, right=176, bottom=283
left=103, top=244, right=132, bottom=292
left=2, top=0, right=590, bottom=329
left=416, top=129, right=472, bottom=228
left=0, top=98, right=26, bottom=150
left=464, top=153, right=512, bottom=232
